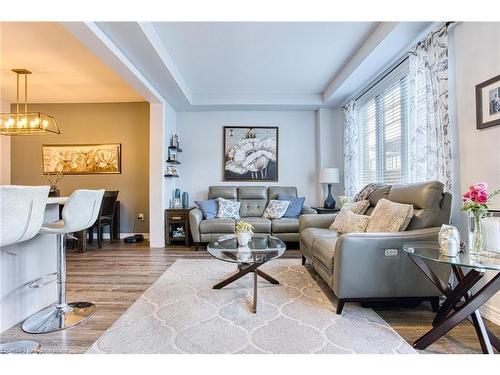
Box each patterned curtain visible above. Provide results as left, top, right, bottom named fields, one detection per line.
left=408, top=23, right=452, bottom=192
left=343, top=99, right=359, bottom=197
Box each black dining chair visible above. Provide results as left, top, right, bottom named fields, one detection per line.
left=88, top=190, right=119, bottom=249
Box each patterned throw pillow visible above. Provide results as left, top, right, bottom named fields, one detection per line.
left=330, top=210, right=370, bottom=234
left=342, top=199, right=370, bottom=215
left=216, top=197, right=241, bottom=219
left=262, top=200, right=290, bottom=219
left=366, top=198, right=414, bottom=233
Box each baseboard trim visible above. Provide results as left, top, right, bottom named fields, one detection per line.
left=480, top=303, right=500, bottom=326
left=100, top=233, right=150, bottom=240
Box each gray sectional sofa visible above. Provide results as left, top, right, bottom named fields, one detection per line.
left=189, top=185, right=315, bottom=246
left=299, top=181, right=452, bottom=314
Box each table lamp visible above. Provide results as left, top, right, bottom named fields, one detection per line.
left=320, top=168, right=340, bottom=209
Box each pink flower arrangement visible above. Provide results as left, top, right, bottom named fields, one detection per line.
left=462, top=182, right=499, bottom=216
left=463, top=183, right=489, bottom=204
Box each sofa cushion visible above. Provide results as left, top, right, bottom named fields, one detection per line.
left=300, top=228, right=338, bottom=249
left=243, top=217, right=271, bottom=233
left=239, top=199, right=268, bottom=217
left=217, top=197, right=241, bottom=219
left=199, top=218, right=235, bottom=234
left=387, top=181, right=444, bottom=230
left=277, top=193, right=305, bottom=218
left=366, top=198, right=414, bottom=232
left=268, top=186, right=297, bottom=200
left=271, top=218, right=299, bottom=233
left=208, top=186, right=237, bottom=200
left=195, top=199, right=218, bottom=219
left=312, top=236, right=338, bottom=270
left=262, top=200, right=290, bottom=219
left=330, top=210, right=370, bottom=234
left=238, top=186, right=267, bottom=199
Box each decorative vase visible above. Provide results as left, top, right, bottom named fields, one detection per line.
left=467, top=211, right=484, bottom=256
left=48, top=187, right=60, bottom=197
left=237, top=231, right=251, bottom=247
left=182, top=192, right=189, bottom=209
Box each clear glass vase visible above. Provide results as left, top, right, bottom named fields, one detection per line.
left=467, top=211, right=484, bottom=256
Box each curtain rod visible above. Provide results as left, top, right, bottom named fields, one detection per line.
left=353, top=21, right=455, bottom=103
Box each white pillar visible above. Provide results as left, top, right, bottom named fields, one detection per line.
left=149, top=103, right=166, bottom=247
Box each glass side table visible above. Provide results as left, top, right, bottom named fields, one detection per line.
left=403, top=242, right=500, bottom=354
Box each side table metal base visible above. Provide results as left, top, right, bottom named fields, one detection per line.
left=409, top=255, right=500, bottom=354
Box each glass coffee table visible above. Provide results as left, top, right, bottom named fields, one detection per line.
left=207, top=234, right=286, bottom=313
left=403, top=242, right=500, bottom=354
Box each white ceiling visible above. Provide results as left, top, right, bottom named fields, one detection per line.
left=1, top=21, right=437, bottom=110
left=0, top=22, right=144, bottom=104
left=151, top=22, right=377, bottom=95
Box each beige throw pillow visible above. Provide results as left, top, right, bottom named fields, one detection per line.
left=366, top=198, right=414, bottom=233
left=330, top=210, right=370, bottom=234
left=342, top=199, right=370, bottom=214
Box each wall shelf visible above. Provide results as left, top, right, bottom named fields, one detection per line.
left=164, top=174, right=179, bottom=178
left=166, top=159, right=180, bottom=165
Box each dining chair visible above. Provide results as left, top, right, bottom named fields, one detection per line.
left=89, top=190, right=119, bottom=249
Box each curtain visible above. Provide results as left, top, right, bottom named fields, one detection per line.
left=408, top=23, right=452, bottom=192
left=343, top=99, right=359, bottom=197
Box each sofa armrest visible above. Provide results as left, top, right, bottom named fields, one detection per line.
left=332, top=227, right=446, bottom=298
left=301, top=206, right=317, bottom=215
left=189, top=208, right=204, bottom=243
left=299, top=214, right=337, bottom=232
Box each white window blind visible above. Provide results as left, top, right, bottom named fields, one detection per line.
left=356, top=59, right=409, bottom=188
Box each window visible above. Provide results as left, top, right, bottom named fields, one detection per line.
left=355, top=59, right=409, bottom=189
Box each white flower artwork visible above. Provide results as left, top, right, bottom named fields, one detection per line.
left=223, top=126, right=278, bottom=181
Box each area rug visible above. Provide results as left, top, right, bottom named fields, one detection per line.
left=87, top=259, right=416, bottom=354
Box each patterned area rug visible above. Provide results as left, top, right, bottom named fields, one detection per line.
left=87, top=259, right=416, bottom=354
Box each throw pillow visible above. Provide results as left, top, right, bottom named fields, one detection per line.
left=216, top=197, right=241, bottom=219
left=353, top=183, right=390, bottom=202
left=195, top=199, right=218, bottom=220
left=262, top=200, right=290, bottom=219
left=330, top=210, right=370, bottom=234
left=366, top=198, right=414, bottom=233
left=277, top=193, right=305, bottom=218
left=342, top=199, right=370, bottom=215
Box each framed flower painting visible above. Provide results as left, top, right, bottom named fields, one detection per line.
left=223, top=126, right=278, bottom=181
left=41, top=143, right=122, bottom=175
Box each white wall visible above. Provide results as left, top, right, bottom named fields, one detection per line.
left=176, top=111, right=318, bottom=205
left=449, top=22, right=500, bottom=324
left=0, top=101, right=10, bottom=185
left=316, top=108, right=344, bottom=206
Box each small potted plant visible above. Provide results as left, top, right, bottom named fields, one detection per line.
left=462, top=182, right=499, bottom=255
left=236, top=220, right=254, bottom=247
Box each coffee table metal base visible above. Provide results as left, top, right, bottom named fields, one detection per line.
left=213, top=263, right=279, bottom=313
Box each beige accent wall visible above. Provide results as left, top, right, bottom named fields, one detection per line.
left=10, top=102, right=150, bottom=233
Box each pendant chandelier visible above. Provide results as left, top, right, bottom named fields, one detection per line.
left=0, top=69, right=60, bottom=136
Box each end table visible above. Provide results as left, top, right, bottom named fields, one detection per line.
left=164, top=207, right=194, bottom=247
left=312, top=207, right=340, bottom=214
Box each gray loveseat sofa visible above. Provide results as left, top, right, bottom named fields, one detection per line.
left=299, top=181, right=452, bottom=314
left=189, top=185, right=315, bottom=246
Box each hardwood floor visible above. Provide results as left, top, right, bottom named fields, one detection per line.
left=1, top=241, right=498, bottom=354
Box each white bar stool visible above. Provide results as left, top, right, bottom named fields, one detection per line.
left=22, top=189, right=104, bottom=334
left=0, top=185, right=50, bottom=354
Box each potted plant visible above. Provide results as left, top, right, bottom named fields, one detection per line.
left=236, top=220, right=254, bottom=247
left=462, top=182, right=499, bottom=255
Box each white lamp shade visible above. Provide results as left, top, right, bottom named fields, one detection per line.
left=319, top=168, right=340, bottom=184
